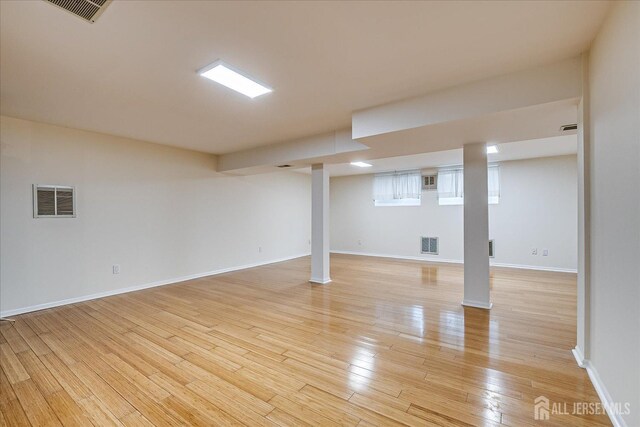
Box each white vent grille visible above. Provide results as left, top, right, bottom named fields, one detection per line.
left=45, top=0, right=112, bottom=23
left=33, top=185, right=76, bottom=218
left=421, top=237, right=438, bottom=255
left=560, top=123, right=578, bottom=132
left=489, top=239, right=495, bottom=258
left=422, top=174, right=437, bottom=190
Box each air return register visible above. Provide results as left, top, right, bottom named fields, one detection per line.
left=421, top=237, right=439, bottom=255
left=45, top=0, right=113, bottom=23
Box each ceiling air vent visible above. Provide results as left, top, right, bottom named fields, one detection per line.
left=560, top=123, right=578, bottom=132
left=45, top=0, right=113, bottom=23
left=421, top=237, right=438, bottom=255
left=277, top=165, right=292, bottom=168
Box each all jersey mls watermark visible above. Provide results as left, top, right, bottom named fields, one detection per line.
left=534, top=395, right=631, bottom=421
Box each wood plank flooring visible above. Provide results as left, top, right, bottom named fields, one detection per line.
left=1, top=254, right=610, bottom=426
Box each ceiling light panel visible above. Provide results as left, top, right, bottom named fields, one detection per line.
left=486, top=145, right=499, bottom=154
left=351, top=161, right=372, bottom=167
left=198, top=60, right=272, bottom=98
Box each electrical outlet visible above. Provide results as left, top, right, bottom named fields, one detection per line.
left=543, top=249, right=549, bottom=256
left=258, top=246, right=262, bottom=253
left=112, top=264, right=120, bottom=274
left=532, top=248, right=538, bottom=255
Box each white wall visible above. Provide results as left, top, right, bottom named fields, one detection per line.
left=586, top=2, right=640, bottom=425
left=0, top=116, right=311, bottom=315
left=331, top=155, right=577, bottom=271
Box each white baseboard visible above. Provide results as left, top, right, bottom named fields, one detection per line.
left=0, top=253, right=310, bottom=318
left=309, top=278, right=332, bottom=284
left=579, top=358, right=628, bottom=427
left=572, top=346, right=586, bottom=368
left=330, top=250, right=463, bottom=265
left=490, top=261, right=577, bottom=273
left=330, top=250, right=577, bottom=273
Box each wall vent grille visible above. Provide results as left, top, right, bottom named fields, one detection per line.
left=45, top=0, right=112, bottom=23
left=560, top=123, right=578, bottom=132
left=33, top=185, right=76, bottom=218
left=421, top=237, right=438, bottom=255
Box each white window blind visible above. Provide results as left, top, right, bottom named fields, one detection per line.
left=437, top=166, right=500, bottom=205
left=487, top=166, right=500, bottom=204
left=437, top=168, right=464, bottom=205
left=373, top=170, right=421, bottom=207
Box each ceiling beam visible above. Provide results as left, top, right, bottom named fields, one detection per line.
left=217, top=128, right=368, bottom=173
left=352, top=56, right=582, bottom=140
left=218, top=56, right=582, bottom=174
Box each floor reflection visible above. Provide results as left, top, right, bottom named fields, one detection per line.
left=462, top=305, right=493, bottom=354
left=347, top=349, right=375, bottom=392
left=461, top=306, right=505, bottom=424
left=421, top=265, right=439, bottom=284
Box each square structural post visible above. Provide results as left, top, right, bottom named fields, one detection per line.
left=463, top=143, right=492, bottom=309
left=310, top=164, right=331, bottom=284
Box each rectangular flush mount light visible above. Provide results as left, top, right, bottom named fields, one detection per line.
left=198, top=60, right=272, bottom=98
left=351, top=161, right=372, bottom=167
left=486, top=145, right=499, bottom=154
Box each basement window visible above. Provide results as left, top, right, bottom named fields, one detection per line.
left=437, top=166, right=500, bottom=205
left=33, top=185, right=76, bottom=218
left=373, top=170, right=422, bottom=207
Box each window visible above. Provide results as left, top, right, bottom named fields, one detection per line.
left=373, top=170, right=421, bottom=207
left=487, top=166, right=500, bottom=204
left=33, top=185, right=76, bottom=218
left=437, top=168, right=464, bottom=205
left=437, top=166, right=500, bottom=205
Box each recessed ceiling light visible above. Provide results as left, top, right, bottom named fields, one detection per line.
left=486, top=145, right=499, bottom=154
left=351, top=161, right=372, bottom=168
left=198, top=60, right=272, bottom=99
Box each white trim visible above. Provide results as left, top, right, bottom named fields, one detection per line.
left=0, top=253, right=310, bottom=318
left=309, top=278, right=332, bottom=285
left=330, top=250, right=462, bottom=265
left=374, top=198, right=421, bottom=207
left=462, top=299, right=493, bottom=310
left=490, top=261, right=577, bottom=273
left=572, top=346, right=586, bottom=368
left=580, top=359, right=628, bottom=427
left=330, top=250, right=577, bottom=273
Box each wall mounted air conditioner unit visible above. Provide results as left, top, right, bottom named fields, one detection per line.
left=422, top=174, right=437, bottom=190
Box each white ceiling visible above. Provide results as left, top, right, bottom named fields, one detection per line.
left=0, top=1, right=610, bottom=154
left=297, top=134, right=578, bottom=177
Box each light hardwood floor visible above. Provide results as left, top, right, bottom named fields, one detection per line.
left=1, top=254, right=609, bottom=426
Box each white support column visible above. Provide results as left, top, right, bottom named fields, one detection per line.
left=462, top=143, right=492, bottom=309
left=310, top=164, right=331, bottom=284
left=574, top=53, right=591, bottom=366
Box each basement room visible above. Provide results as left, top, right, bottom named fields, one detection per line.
left=1, top=1, right=638, bottom=426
